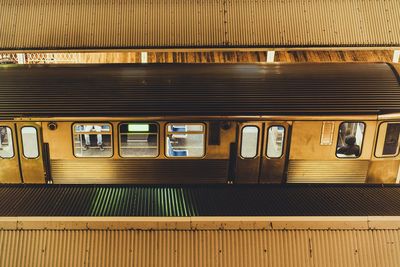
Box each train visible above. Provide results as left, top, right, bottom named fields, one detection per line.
left=0, top=62, right=399, bottom=184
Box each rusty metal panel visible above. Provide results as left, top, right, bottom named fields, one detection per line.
left=1, top=229, right=400, bottom=267
left=369, top=230, right=400, bottom=266
left=310, top=230, right=361, bottom=266
left=309, top=230, right=400, bottom=267
left=266, top=230, right=311, bottom=266
left=0, top=0, right=225, bottom=50
left=0, top=0, right=399, bottom=50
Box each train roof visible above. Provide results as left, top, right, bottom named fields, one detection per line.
left=0, top=62, right=399, bottom=118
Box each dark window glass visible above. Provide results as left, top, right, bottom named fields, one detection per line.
left=383, top=123, right=400, bottom=156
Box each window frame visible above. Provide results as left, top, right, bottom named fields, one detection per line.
left=335, top=121, right=366, bottom=159
left=0, top=126, right=15, bottom=159
left=118, top=122, right=160, bottom=158
left=20, top=126, right=40, bottom=159
left=165, top=122, right=207, bottom=158
left=265, top=125, right=286, bottom=159
left=375, top=122, right=400, bottom=158
left=71, top=122, right=114, bottom=158
left=240, top=125, right=260, bottom=159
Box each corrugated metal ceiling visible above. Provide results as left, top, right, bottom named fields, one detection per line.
left=0, top=0, right=399, bottom=50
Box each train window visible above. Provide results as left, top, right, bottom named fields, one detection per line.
left=21, top=127, right=39, bottom=158
left=240, top=126, right=259, bottom=159
left=266, top=126, right=285, bottom=158
left=119, top=123, right=159, bottom=157
left=73, top=123, right=113, bottom=158
left=166, top=123, right=205, bottom=157
left=0, top=127, right=14, bottom=158
left=336, top=122, right=365, bottom=158
left=320, top=122, right=334, bottom=145
left=376, top=123, right=400, bottom=157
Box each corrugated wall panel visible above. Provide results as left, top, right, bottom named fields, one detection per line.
left=225, top=0, right=400, bottom=48
left=310, top=230, right=360, bottom=267
left=51, top=159, right=229, bottom=184
left=287, top=160, right=370, bottom=183
left=1, top=229, right=400, bottom=267
left=266, top=230, right=311, bottom=266
left=0, top=0, right=399, bottom=50
left=369, top=230, right=400, bottom=267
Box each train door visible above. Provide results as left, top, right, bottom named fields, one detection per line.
left=235, top=122, right=263, bottom=183
left=259, top=122, right=290, bottom=183
left=15, top=122, right=46, bottom=183
left=235, top=121, right=290, bottom=183
left=0, top=123, right=21, bottom=183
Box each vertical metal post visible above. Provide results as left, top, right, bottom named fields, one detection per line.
left=393, top=50, right=400, bottom=63
left=141, top=52, right=148, bottom=63
left=17, top=53, right=26, bottom=64
left=266, top=51, right=275, bottom=63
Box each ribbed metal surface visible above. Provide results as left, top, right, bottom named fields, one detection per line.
left=51, top=159, right=229, bottom=184
left=225, top=0, right=400, bottom=48
left=0, top=0, right=399, bottom=50
left=0, top=63, right=399, bottom=117
left=287, top=160, right=369, bottom=183
left=1, top=185, right=400, bottom=216
left=0, top=229, right=399, bottom=267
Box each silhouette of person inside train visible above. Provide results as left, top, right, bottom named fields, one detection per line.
left=82, top=125, right=104, bottom=151
left=337, top=135, right=360, bottom=157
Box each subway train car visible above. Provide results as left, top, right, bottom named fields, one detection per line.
left=0, top=62, right=400, bottom=184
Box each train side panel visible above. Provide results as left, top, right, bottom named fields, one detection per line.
left=287, top=120, right=378, bottom=183
left=42, top=120, right=236, bottom=184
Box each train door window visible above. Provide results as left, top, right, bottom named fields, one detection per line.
left=240, top=126, right=259, bottom=159
left=21, top=126, right=39, bottom=158
left=266, top=126, right=285, bottom=158
left=320, top=122, right=335, bottom=145
left=336, top=122, right=365, bottom=158
left=376, top=123, right=400, bottom=157
left=0, top=127, right=14, bottom=158
left=166, top=123, right=205, bottom=157
left=73, top=123, right=113, bottom=157
left=119, top=123, right=159, bottom=157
